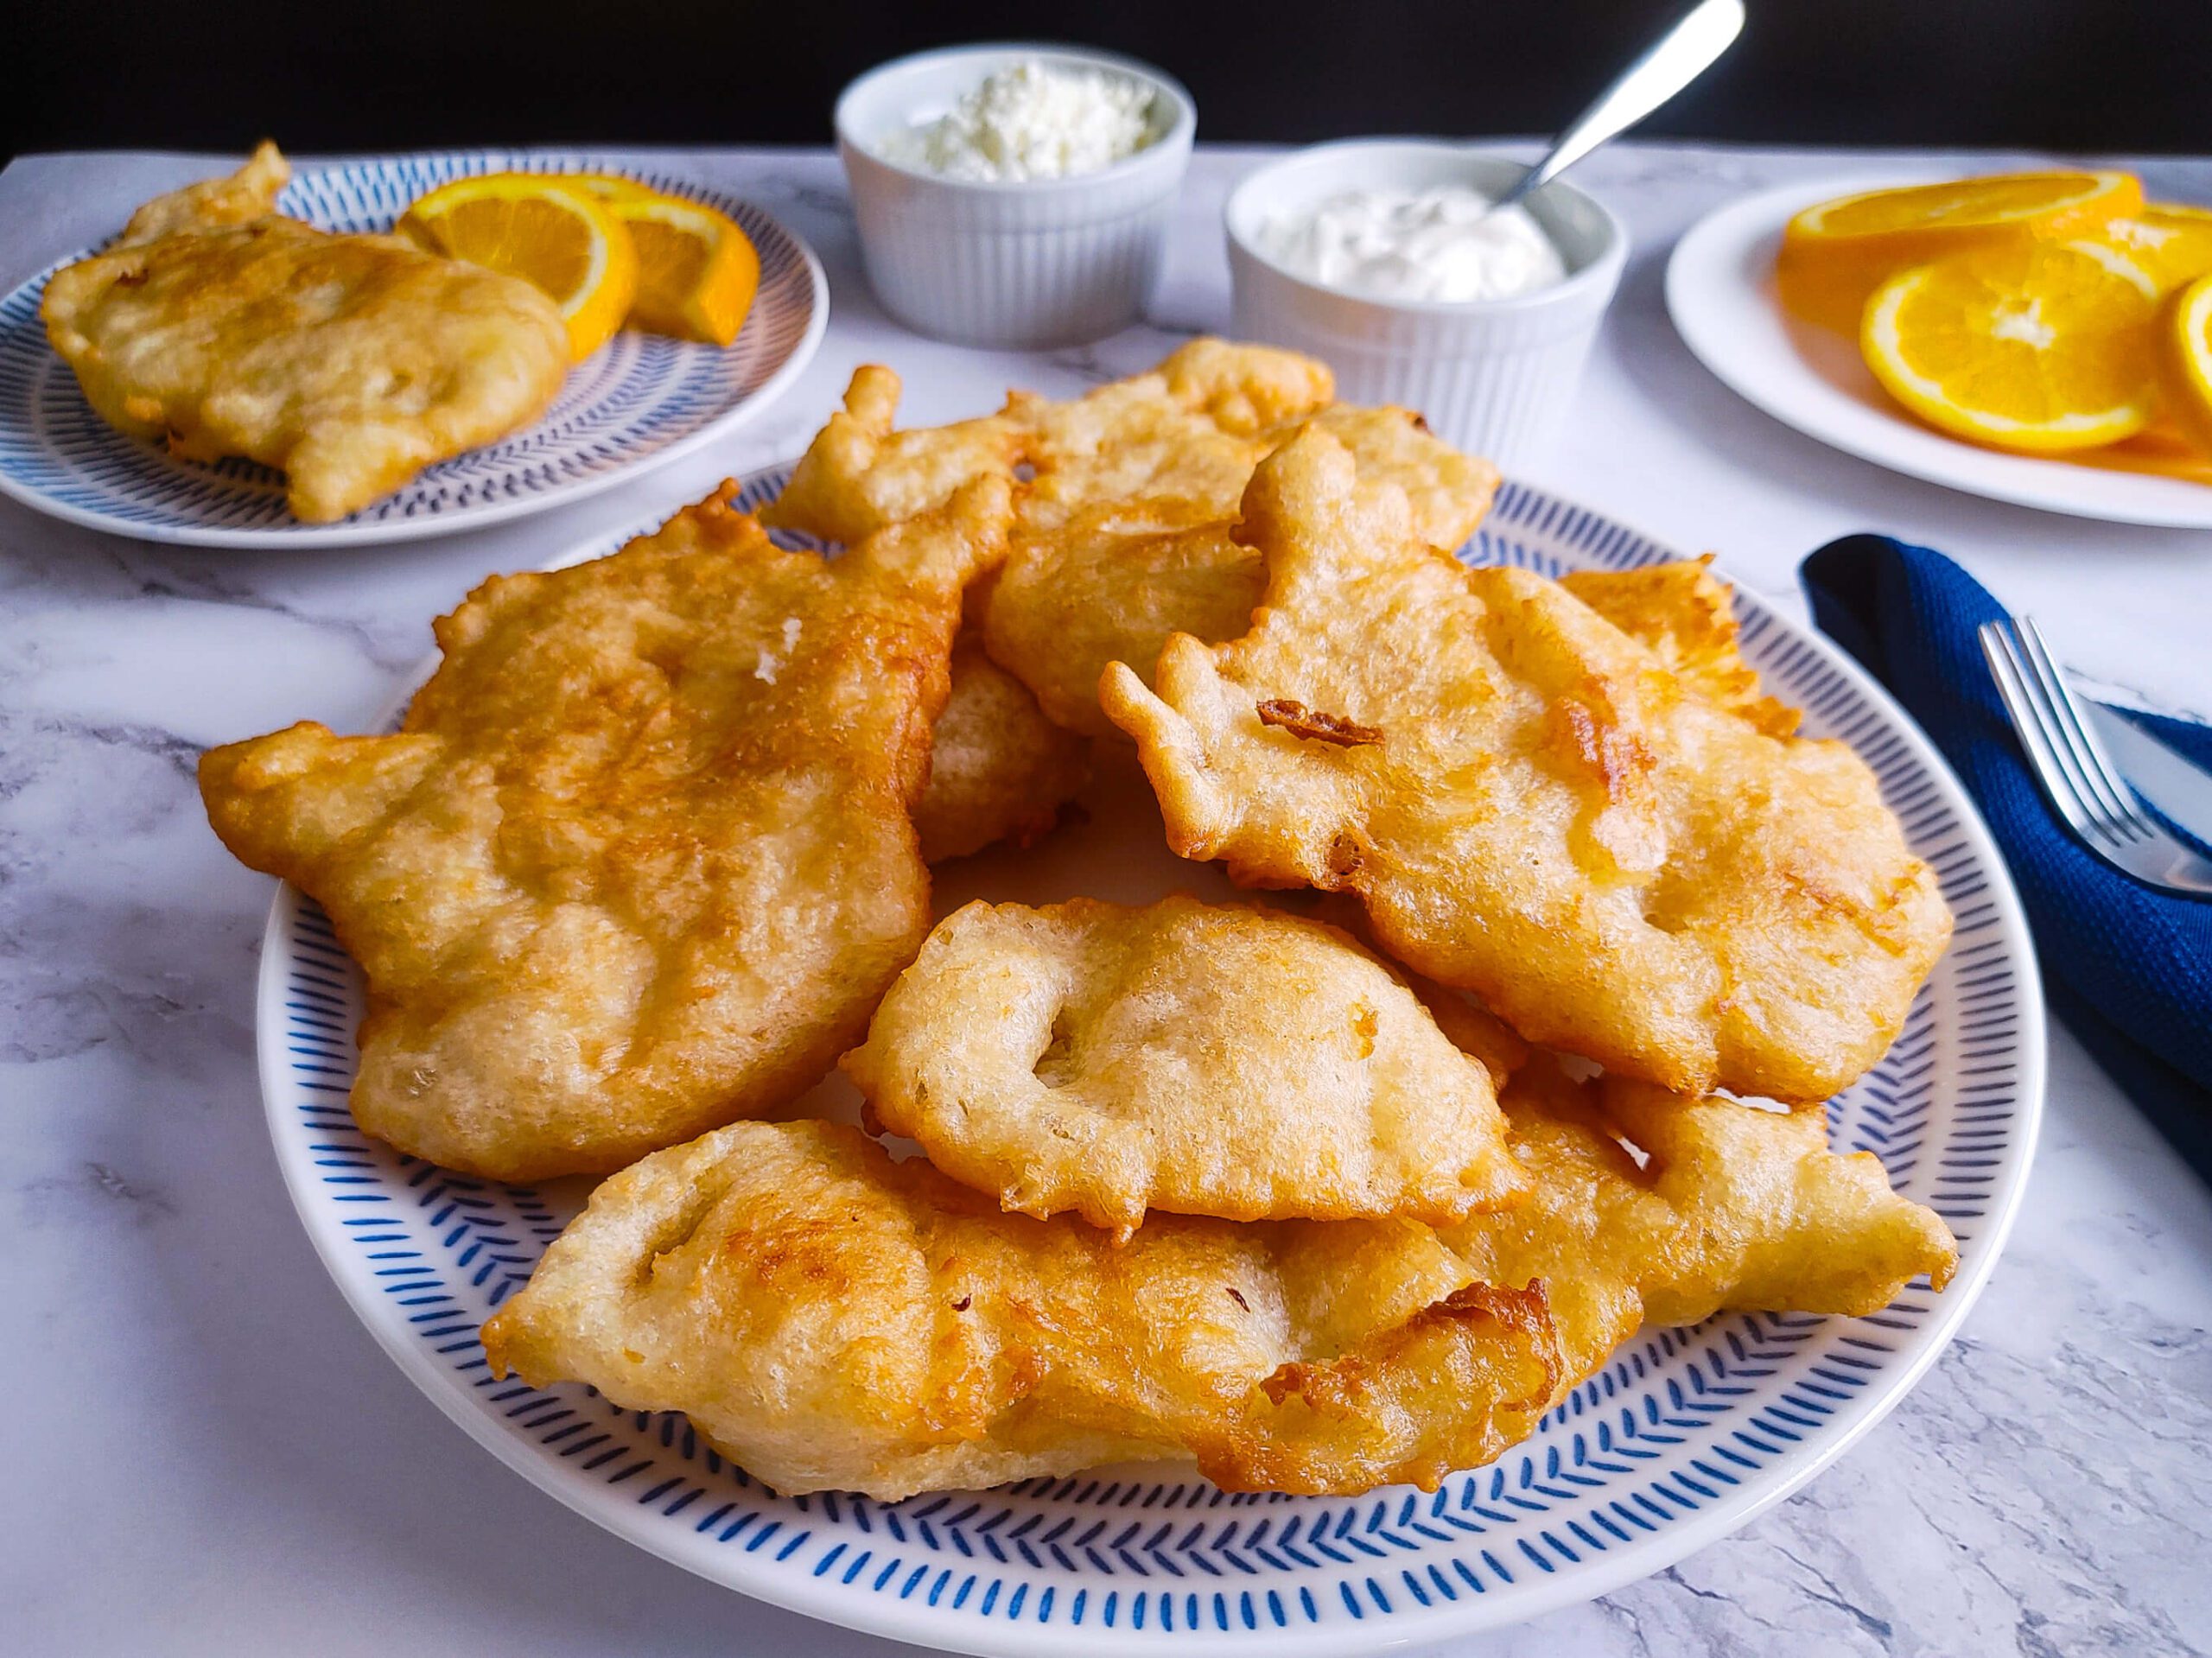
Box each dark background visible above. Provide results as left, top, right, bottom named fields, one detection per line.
left=4, top=0, right=2207, bottom=162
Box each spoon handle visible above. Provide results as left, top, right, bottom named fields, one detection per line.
left=1491, top=0, right=1746, bottom=212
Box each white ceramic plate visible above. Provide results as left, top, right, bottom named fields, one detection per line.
left=0, top=152, right=826, bottom=548
left=255, top=467, right=2042, bottom=1654
left=1668, top=177, right=2212, bottom=528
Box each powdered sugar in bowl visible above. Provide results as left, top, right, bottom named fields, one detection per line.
left=837, top=45, right=1196, bottom=348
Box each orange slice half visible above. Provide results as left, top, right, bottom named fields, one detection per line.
left=576, top=177, right=759, bottom=347
left=1861, top=238, right=2159, bottom=454
left=1778, top=170, right=2143, bottom=333
left=400, top=174, right=639, bottom=361
left=2100, top=203, right=2212, bottom=294
left=2158, top=272, right=2212, bottom=454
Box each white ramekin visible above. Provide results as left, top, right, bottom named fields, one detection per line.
left=1225, top=141, right=1628, bottom=473
left=836, top=44, right=1196, bottom=349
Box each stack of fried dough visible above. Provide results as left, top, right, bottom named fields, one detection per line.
left=200, top=340, right=1959, bottom=1502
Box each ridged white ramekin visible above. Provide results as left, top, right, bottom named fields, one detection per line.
left=1226, top=141, right=1628, bottom=473
left=836, top=45, right=1196, bottom=349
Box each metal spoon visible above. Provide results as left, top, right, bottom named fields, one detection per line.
left=1487, top=0, right=1747, bottom=214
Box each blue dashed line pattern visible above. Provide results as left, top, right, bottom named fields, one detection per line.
left=259, top=471, right=2037, bottom=1648
left=0, top=153, right=820, bottom=543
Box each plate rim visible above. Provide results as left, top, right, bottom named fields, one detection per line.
left=1666, top=174, right=2212, bottom=530
left=0, top=150, right=829, bottom=549
left=251, top=473, right=2046, bottom=1654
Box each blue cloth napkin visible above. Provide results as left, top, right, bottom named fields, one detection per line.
left=1802, top=534, right=2212, bottom=1178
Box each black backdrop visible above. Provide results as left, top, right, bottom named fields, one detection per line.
left=4, top=0, right=2206, bottom=162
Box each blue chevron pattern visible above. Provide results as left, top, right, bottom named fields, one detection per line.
left=0, top=153, right=822, bottom=545
left=259, top=468, right=2037, bottom=1650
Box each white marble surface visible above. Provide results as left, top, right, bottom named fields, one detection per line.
left=3, top=142, right=2209, bottom=1656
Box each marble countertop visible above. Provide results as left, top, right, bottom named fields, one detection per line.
left=3, top=142, right=2208, bottom=1657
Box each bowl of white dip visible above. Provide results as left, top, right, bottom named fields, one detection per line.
left=837, top=45, right=1196, bottom=348
left=1226, top=140, right=1627, bottom=471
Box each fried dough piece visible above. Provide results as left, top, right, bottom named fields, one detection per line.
left=763, top=342, right=1335, bottom=545
left=41, top=145, right=569, bottom=523
left=200, top=479, right=1010, bottom=1179
left=1307, top=403, right=1501, bottom=553
left=1010, top=340, right=1337, bottom=529
left=118, top=139, right=294, bottom=243
left=1562, top=557, right=1800, bottom=738
left=1014, top=354, right=1493, bottom=547
left=765, top=344, right=1494, bottom=549
left=481, top=1083, right=1952, bottom=1501
left=983, top=505, right=1262, bottom=737
left=915, top=644, right=1090, bottom=862
left=481, top=1119, right=1560, bottom=1499
left=1301, top=891, right=1534, bottom=1088
left=1101, top=429, right=1952, bottom=1102
left=741, top=405, right=1084, bottom=862
left=843, top=897, right=1529, bottom=1236
left=986, top=403, right=1498, bottom=739
left=766, top=346, right=1498, bottom=739
left=760, top=364, right=1023, bottom=546
left=1447, top=1061, right=1959, bottom=1387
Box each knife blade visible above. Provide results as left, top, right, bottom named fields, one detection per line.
left=2088, top=702, right=2212, bottom=847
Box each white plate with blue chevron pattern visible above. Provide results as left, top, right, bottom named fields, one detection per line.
left=0, top=152, right=825, bottom=548
left=254, top=467, right=2044, bottom=1654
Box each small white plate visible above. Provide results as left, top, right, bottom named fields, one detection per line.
left=1667, top=177, right=2212, bottom=529
left=0, top=151, right=827, bottom=548
left=254, top=467, right=2042, bottom=1654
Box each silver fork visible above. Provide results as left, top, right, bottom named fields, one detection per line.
left=1980, top=616, right=2212, bottom=898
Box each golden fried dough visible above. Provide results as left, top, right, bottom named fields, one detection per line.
left=765, top=343, right=1491, bottom=549
left=766, top=345, right=1498, bottom=741
left=480, top=1078, right=1954, bottom=1499
left=1010, top=340, right=1337, bottom=529
left=760, top=364, right=1022, bottom=546
left=1450, top=1061, right=1959, bottom=1386
left=764, top=341, right=1335, bottom=545
left=481, top=1119, right=1560, bottom=1499
left=1306, top=403, right=1501, bottom=552
left=118, top=139, right=294, bottom=243
left=1300, top=892, right=1534, bottom=1088
left=843, top=897, right=1529, bottom=1236
left=981, top=405, right=1497, bottom=740
left=1014, top=356, right=1493, bottom=548
left=1101, top=429, right=1952, bottom=1102
left=41, top=145, right=569, bottom=523
left=1562, top=557, right=1801, bottom=738
left=982, top=505, right=1262, bottom=738
left=200, top=479, right=1009, bottom=1179
left=914, top=643, right=1090, bottom=862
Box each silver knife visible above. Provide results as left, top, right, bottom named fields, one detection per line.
left=2087, top=702, right=2212, bottom=847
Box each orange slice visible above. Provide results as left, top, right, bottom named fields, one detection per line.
left=1860, top=238, right=2159, bottom=453
left=2100, top=203, right=2212, bottom=294
left=575, top=176, right=758, bottom=346
left=400, top=174, right=639, bottom=360
left=2158, top=272, right=2212, bottom=454
left=1778, top=171, right=2143, bottom=333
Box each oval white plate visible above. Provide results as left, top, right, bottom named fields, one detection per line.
left=0, top=152, right=826, bottom=548
left=1668, top=177, right=2212, bottom=528
left=256, top=467, right=2042, bottom=1655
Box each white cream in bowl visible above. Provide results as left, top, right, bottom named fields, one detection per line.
left=1255, top=185, right=1567, bottom=303
left=1225, top=141, right=1627, bottom=471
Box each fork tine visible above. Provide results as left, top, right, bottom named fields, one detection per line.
left=1986, top=619, right=2132, bottom=842
left=1980, top=621, right=2112, bottom=846
left=1980, top=619, right=2212, bottom=900
left=2012, top=617, right=2146, bottom=835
